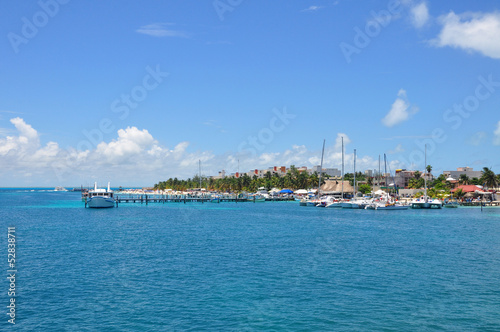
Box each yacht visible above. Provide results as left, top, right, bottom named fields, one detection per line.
left=54, top=186, right=68, bottom=192
left=86, top=182, right=116, bottom=208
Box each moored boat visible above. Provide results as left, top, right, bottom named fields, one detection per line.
left=86, top=182, right=116, bottom=208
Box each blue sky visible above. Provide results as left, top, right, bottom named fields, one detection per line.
left=1, top=0, right=499, bottom=187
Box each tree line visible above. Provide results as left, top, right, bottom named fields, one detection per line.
left=154, top=165, right=325, bottom=192
left=154, top=165, right=499, bottom=195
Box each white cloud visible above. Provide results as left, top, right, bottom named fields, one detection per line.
left=136, top=23, right=189, bottom=38
left=0, top=120, right=411, bottom=186
left=468, top=131, right=487, bottom=146
left=387, top=143, right=405, bottom=154
left=381, top=89, right=419, bottom=127
left=432, top=11, right=500, bottom=59
left=494, top=121, right=500, bottom=145
left=95, top=127, right=156, bottom=163
left=334, top=133, right=351, bottom=150
left=410, top=2, right=430, bottom=28
left=302, top=6, right=324, bottom=12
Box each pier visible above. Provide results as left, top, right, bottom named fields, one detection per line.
left=112, top=194, right=294, bottom=205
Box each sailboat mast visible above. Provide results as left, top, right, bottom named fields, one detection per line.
left=341, top=137, right=344, bottom=199
left=199, top=159, right=202, bottom=189
left=384, top=154, right=387, bottom=193
left=378, top=155, right=381, bottom=188
left=318, top=139, right=326, bottom=196
left=424, top=144, right=427, bottom=200
left=353, top=149, right=357, bottom=197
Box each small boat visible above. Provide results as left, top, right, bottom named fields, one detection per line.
left=443, top=200, right=459, bottom=208
left=325, top=199, right=344, bottom=208
left=54, top=186, right=68, bottom=192
left=86, top=182, right=116, bottom=208
left=410, top=196, right=443, bottom=209
left=247, top=194, right=266, bottom=202
left=410, top=145, right=442, bottom=209
left=374, top=202, right=408, bottom=210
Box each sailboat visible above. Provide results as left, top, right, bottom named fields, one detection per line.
left=410, top=145, right=443, bottom=209
left=326, top=136, right=344, bottom=208
left=370, top=154, right=408, bottom=210
left=341, top=149, right=369, bottom=209
left=315, top=139, right=329, bottom=207
left=301, top=140, right=326, bottom=206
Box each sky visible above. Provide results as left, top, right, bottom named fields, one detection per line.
left=1, top=0, right=499, bottom=187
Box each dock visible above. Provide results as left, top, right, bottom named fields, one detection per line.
left=112, top=194, right=294, bottom=205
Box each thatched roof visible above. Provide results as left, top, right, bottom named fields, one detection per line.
left=321, top=180, right=354, bottom=193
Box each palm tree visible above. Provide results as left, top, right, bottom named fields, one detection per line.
left=458, top=174, right=470, bottom=185
left=426, top=165, right=432, bottom=174
left=480, top=167, right=498, bottom=189
left=453, top=188, right=465, bottom=200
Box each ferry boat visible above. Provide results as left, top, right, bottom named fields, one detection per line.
left=86, top=182, right=116, bottom=208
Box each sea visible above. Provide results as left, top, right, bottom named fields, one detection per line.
left=1, top=188, right=499, bottom=331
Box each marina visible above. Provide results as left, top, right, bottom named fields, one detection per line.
left=1, top=188, right=500, bottom=331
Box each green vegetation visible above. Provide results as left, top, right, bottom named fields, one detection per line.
left=153, top=166, right=500, bottom=196
left=154, top=165, right=325, bottom=192
left=480, top=167, right=498, bottom=189
left=358, top=184, right=372, bottom=195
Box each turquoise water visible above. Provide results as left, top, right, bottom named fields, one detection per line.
left=1, top=189, right=499, bottom=331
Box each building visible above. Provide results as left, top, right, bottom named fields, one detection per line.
left=393, top=170, right=415, bottom=188
left=443, top=167, right=483, bottom=181
left=393, top=169, right=434, bottom=189
left=311, top=166, right=341, bottom=177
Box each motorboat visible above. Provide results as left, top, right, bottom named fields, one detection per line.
left=410, top=196, right=443, bottom=209
left=86, top=182, right=116, bottom=208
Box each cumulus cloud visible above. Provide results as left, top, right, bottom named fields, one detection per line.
left=136, top=23, right=189, bottom=38
left=0, top=118, right=215, bottom=186
left=494, top=121, right=500, bottom=145
left=334, top=133, right=351, bottom=150
left=0, top=119, right=409, bottom=186
left=381, top=89, right=419, bottom=127
left=95, top=127, right=156, bottom=162
left=410, top=2, right=430, bottom=28
left=432, top=11, right=500, bottom=59
left=0, top=117, right=46, bottom=156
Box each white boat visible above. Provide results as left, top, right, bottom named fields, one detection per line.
left=410, top=145, right=442, bottom=209
left=54, top=186, right=68, bottom=192
left=373, top=202, right=408, bottom=210
left=316, top=195, right=336, bottom=207
left=86, top=182, right=116, bottom=208
left=325, top=199, right=344, bottom=208
left=410, top=196, right=443, bottom=209
left=443, top=201, right=459, bottom=208
left=247, top=194, right=266, bottom=202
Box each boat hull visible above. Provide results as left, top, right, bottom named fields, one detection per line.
left=87, top=197, right=115, bottom=208
left=410, top=202, right=442, bottom=209
left=375, top=205, right=408, bottom=210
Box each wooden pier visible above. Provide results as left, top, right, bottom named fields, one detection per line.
left=112, top=194, right=294, bottom=205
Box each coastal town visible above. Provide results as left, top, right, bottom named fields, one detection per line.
left=121, top=164, right=500, bottom=207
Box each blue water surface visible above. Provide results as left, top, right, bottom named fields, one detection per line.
left=0, top=189, right=499, bottom=331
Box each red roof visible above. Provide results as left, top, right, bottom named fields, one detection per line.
left=452, top=185, right=482, bottom=193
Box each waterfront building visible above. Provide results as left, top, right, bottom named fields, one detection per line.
left=443, top=167, right=483, bottom=181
